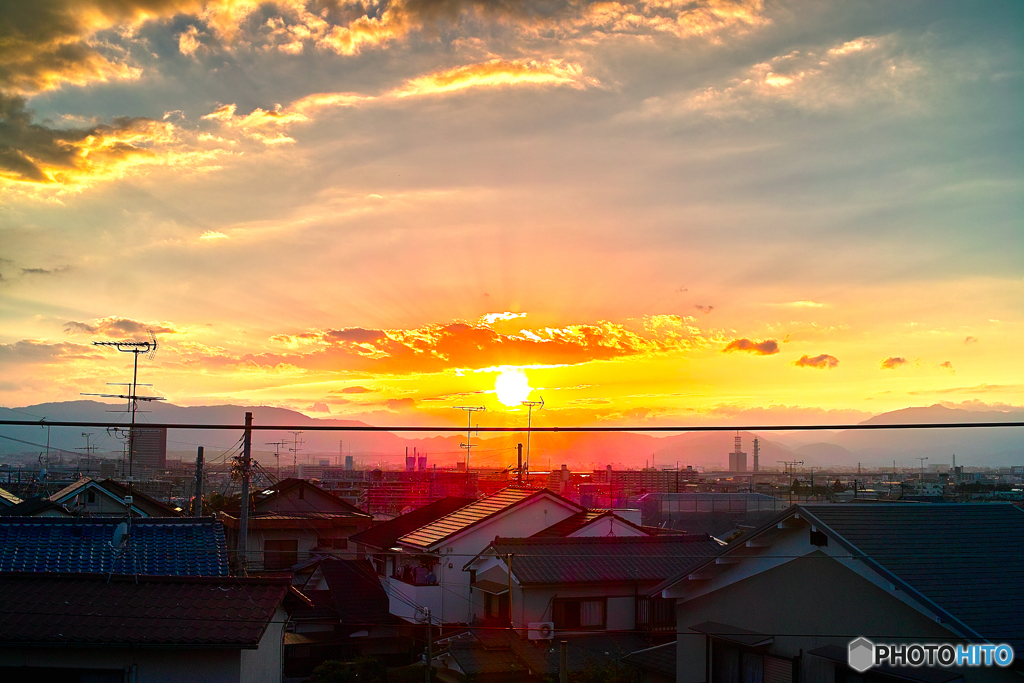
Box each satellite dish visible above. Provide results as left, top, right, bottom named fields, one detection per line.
left=111, top=522, right=129, bottom=551
left=413, top=606, right=429, bottom=624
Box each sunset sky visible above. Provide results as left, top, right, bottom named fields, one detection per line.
left=0, top=0, right=1021, bottom=431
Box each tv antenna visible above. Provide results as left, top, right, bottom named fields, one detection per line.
left=520, top=397, right=544, bottom=483
left=266, top=441, right=288, bottom=480
left=288, top=431, right=305, bottom=474
left=456, top=406, right=486, bottom=474
left=82, top=331, right=163, bottom=525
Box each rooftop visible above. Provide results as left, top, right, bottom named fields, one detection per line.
left=0, top=572, right=290, bottom=648
left=349, top=496, right=475, bottom=550
left=0, top=516, right=230, bottom=576
left=400, top=487, right=580, bottom=550
left=489, top=535, right=722, bottom=585
left=802, top=503, right=1024, bottom=648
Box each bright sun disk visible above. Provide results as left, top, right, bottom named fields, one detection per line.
left=494, top=369, right=532, bottom=407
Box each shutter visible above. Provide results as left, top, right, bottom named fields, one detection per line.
left=763, top=656, right=792, bottom=683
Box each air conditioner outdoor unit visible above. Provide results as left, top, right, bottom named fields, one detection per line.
left=527, top=622, right=554, bottom=641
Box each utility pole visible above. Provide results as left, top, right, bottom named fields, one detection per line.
left=194, top=446, right=204, bottom=517
left=516, top=443, right=523, bottom=484
left=76, top=432, right=97, bottom=475
left=239, top=412, right=253, bottom=574
left=521, top=398, right=544, bottom=482
left=808, top=467, right=820, bottom=501
left=778, top=460, right=803, bottom=504
left=266, top=441, right=287, bottom=481
left=289, top=431, right=304, bottom=476
left=424, top=608, right=432, bottom=683
left=559, top=640, right=568, bottom=683
left=916, top=457, right=929, bottom=481
left=456, top=407, right=485, bottom=492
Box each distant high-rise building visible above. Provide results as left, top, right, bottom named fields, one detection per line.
left=752, top=438, right=760, bottom=473
left=728, top=434, right=747, bottom=473
left=131, top=427, right=167, bottom=470
left=345, top=455, right=354, bottom=470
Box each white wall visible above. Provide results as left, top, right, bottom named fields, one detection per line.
left=240, top=605, right=286, bottom=683
left=415, top=493, right=580, bottom=624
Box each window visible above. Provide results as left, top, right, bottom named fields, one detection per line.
left=87, top=490, right=96, bottom=504
left=552, top=598, right=605, bottom=630
left=484, top=592, right=509, bottom=621
left=264, top=539, right=298, bottom=570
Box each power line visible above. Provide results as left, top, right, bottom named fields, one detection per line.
left=2, top=420, right=1021, bottom=432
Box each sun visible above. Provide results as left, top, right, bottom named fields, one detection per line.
left=494, top=368, right=532, bottom=407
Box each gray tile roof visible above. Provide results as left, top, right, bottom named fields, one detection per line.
left=622, top=641, right=676, bottom=677
left=0, top=516, right=230, bottom=576
left=802, top=503, right=1024, bottom=648
left=492, top=535, right=721, bottom=585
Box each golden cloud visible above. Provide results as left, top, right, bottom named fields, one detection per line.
left=64, top=317, right=179, bottom=338
left=0, top=94, right=229, bottom=192
left=793, top=353, right=839, bottom=369
left=183, top=317, right=712, bottom=374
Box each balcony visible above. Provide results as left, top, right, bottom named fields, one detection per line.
left=384, top=576, right=442, bottom=624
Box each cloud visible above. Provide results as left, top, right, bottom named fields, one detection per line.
left=338, top=385, right=371, bottom=394
left=940, top=361, right=954, bottom=372
left=479, top=312, right=527, bottom=325
left=964, top=336, right=978, bottom=344
left=394, top=59, right=598, bottom=97
left=0, top=339, right=100, bottom=364
left=20, top=266, right=70, bottom=276
left=644, top=34, right=922, bottom=119
left=908, top=384, right=1020, bottom=396
left=64, top=317, right=178, bottom=338
left=695, top=305, right=714, bottom=314
left=0, top=94, right=224, bottom=190
left=307, top=401, right=330, bottom=413
left=880, top=356, right=907, bottom=369
left=793, top=353, right=838, bottom=369
left=189, top=316, right=712, bottom=374
left=722, top=338, right=779, bottom=355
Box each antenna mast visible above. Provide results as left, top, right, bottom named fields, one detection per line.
left=456, top=406, right=485, bottom=493
left=520, top=398, right=544, bottom=484
left=85, top=334, right=163, bottom=521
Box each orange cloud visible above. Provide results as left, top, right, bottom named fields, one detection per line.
left=186, top=317, right=710, bottom=374
left=880, top=356, right=907, bottom=369
left=0, top=339, right=101, bottom=364
left=64, top=317, right=179, bottom=338
left=722, top=338, right=778, bottom=355
left=394, top=59, right=596, bottom=97
left=793, top=353, right=839, bottom=369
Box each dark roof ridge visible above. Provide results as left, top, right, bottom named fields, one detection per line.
left=494, top=534, right=713, bottom=545
left=0, top=570, right=290, bottom=585
left=0, top=516, right=219, bottom=525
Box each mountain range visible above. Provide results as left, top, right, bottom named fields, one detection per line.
left=1, top=401, right=1021, bottom=470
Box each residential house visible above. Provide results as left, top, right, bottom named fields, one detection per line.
left=528, top=508, right=656, bottom=538
left=623, top=641, right=676, bottom=683
left=0, top=516, right=230, bottom=575
left=0, top=572, right=303, bottom=683
left=653, top=503, right=1024, bottom=683
left=436, top=629, right=654, bottom=683
left=48, top=477, right=180, bottom=517
left=464, top=535, right=722, bottom=638
left=349, top=495, right=475, bottom=560
left=286, top=557, right=412, bottom=677
left=0, top=495, right=71, bottom=517
left=219, top=478, right=372, bottom=572
left=0, top=487, right=21, bottom=510
left=381, top=486, right=585, bottom=625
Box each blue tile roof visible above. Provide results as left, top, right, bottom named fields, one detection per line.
left=0, top=517, right=229, bottom=576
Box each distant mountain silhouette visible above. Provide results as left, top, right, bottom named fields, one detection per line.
left=1, top=401, right=1020, bottom=469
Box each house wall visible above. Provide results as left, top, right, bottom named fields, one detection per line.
left=504, top=584, right=645, bottom=634
left=0, top=646, right=241, bottom=682
left=426, top=494, right=580, bottom=624
left=569, top=517, right=646, bottom=537
left=673, top=553, right=1015, bottom=683
left=240, top=605, right=286, bottom=683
